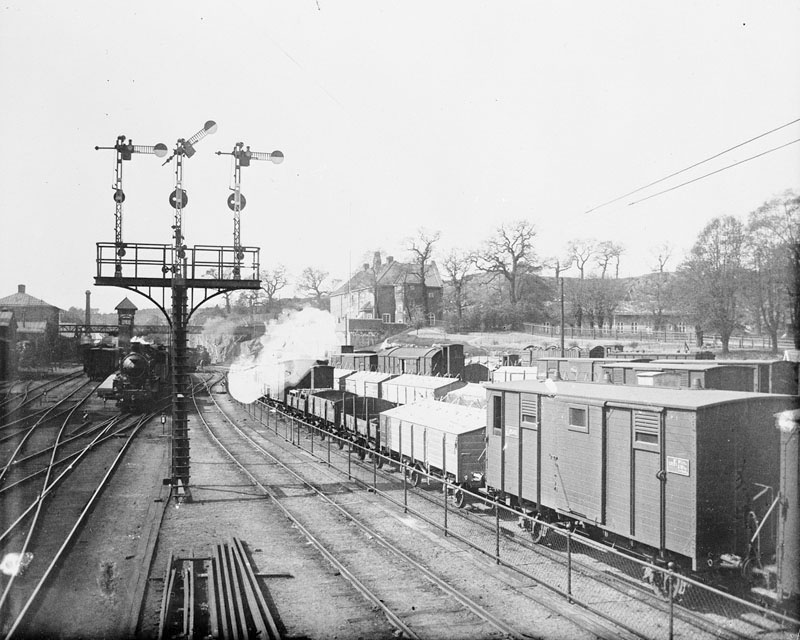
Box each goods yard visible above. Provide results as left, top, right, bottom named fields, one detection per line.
left=1, top=343, right=798, bottom=639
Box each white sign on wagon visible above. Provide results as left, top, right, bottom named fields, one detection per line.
left=666, top=456, right=690, bottom=476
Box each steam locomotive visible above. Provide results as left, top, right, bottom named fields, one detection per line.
left=112, top=343, right=171, bottom=412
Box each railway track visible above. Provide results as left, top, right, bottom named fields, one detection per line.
left=240, top=397, right=799, bottom=640
left=0, top=406, right=160, bottom=638
left=191, top=380, right=632, bottom=640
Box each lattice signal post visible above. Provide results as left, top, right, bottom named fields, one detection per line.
left=94, top=121, right=276, bottom=501
left=215, top=142, right=284, bottom=277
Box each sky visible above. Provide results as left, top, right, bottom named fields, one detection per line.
left=1, top=1, right=799, bottom=314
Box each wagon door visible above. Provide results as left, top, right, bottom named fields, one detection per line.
left=519, top=396, right=540, bottom=506
left=503, top=392, right=520, bottom=498
left=632, top=409, right=665, bottom=551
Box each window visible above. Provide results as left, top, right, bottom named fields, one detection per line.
left=568, top=406, right=588, bottom=433
left=492, top=396, right=502, bottom=435
left=382, top=313, right=391, bottom=323
left=631, top=321, right=638, bottom=332
left=427, top=313, right=436, bottom=326
left=633, top=410, right=660, bottom=451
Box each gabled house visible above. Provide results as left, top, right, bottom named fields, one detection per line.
left=330, top=252, right=444, bottom=327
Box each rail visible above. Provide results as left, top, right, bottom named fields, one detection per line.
left=243, top=398, right=800, bottom=640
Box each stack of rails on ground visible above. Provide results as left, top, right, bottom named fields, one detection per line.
left=1, top=327, right=799, bottom=638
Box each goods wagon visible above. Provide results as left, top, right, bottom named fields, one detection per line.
left=601, top=361, right=754, bottom=391
left=329, top=350, right=378, bottom=371
left=484, top=379, right=798, bottom=575
left=658, top=359, right=798, bottom=395
left=491, top=366, right=540, bottom=383
left=379, top=400, right=485, bottom=491
left=381, top=374, right=465, bottom=404
left=344, top=370, right=397, bottom=399
left=378, top=344, right=465, bottom=378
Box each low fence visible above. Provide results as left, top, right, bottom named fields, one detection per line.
left=238, top=398, right=800, bottom=640
left=522, top=323, right=793, bottom=351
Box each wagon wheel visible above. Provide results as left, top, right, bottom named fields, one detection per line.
left=337, top=433, right=345, bottom=450
left=643, top=564, right=686, bottom=600
left=356, top=439, right=367, bottom=461
left=452, top=487, right=467, bottom=509
left=374, top=449, right=384, bottom=469
left=530, top=516, right=549, bottom=544
left=407, top=465, right=421, bottom=487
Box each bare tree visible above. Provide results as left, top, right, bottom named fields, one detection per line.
left=298, top=266, right=330, bottom=307
left=593, top=241, right=624, bottom=278
left=405, top=228, right=441, bottom=318
left=474, top=219, right=538, bottom=305
left=204, top=267, right=234, bottom=314
left=567, top=239, right=595, bottom=280
left=260, top=265, right=288, bottom=304
left=651, top=242, right=674, bottom=274
left=442, top=249, right=472, bottom=326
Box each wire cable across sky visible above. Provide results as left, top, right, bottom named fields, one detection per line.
left=584, top=117, right=800, bottom=213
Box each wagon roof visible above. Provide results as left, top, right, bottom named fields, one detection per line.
left=381, top=400, right=485, bottom=434
left=601, top=361, right=749, bottom=371
left=494, top=366, right=540, bottom=373
left=333, top=368, right=356, bottom=378
left=346, top=371, right=396, bottom=382
left=383, top=374, right=462, bottom=389
left=485, top=379, right=799, bottom=410
left=383, top=346, right=439, bottom=359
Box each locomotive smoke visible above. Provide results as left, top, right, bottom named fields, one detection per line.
left=227, top=307, right=338, bottom=404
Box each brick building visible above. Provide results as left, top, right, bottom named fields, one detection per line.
left=330, top=253, right=444, bottom=326
left=0, top=284, right=62, bottom=362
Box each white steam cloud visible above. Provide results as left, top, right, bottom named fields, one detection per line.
left=227, top=308, right=338, bottom=404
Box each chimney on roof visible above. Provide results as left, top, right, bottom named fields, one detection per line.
left=18, top=284, right=25, bottom=294
left=373, top=252, right=382, bottom=270
left=387, top=256, right=394, bottom=264
left=363, top=263, right=369, bottom=271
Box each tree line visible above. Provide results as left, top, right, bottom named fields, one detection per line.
left=207, top=188, right=799, bottom=354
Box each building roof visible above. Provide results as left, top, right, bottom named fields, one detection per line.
left=331, top=257, right=443, bottom=296
left=485, top=379, right=798, bottom=409
left=115, top=297, right=138, bottom=311
left=0, top=290, right=59, bottom=310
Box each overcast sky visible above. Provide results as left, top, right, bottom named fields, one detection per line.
left=1, top=1, right=799, bottom=314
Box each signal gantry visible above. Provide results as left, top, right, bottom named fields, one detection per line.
left=216, top=142, right=284, bottom=277
left=94, top=135, right=168, bottom=275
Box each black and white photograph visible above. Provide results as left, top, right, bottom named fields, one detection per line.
left=0, top=2, right=798, bottom=638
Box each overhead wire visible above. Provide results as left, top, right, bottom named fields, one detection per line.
left=627, top=137, right=800, bottom=206
left=584, top=117, right=800, bottom=213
